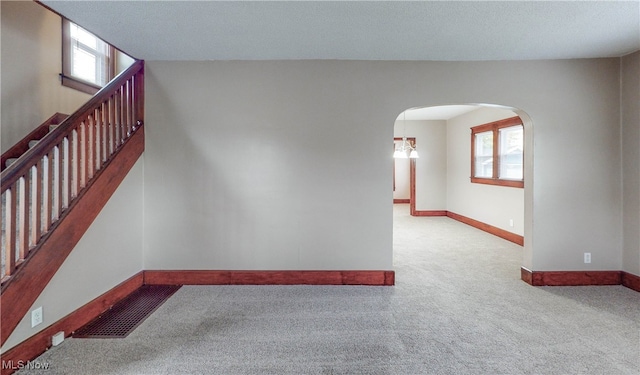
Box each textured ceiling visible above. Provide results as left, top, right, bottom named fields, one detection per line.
left=41, top=1, right=640, bottom=61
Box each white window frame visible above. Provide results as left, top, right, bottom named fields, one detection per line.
left=61, top=19, right=115, bottom=95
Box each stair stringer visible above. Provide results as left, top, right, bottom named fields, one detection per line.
left=0, top=126, right=145, bottom=347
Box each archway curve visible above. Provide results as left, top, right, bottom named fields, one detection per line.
left=392, top=103, right=533, bottom=272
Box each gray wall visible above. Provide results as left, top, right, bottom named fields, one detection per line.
left=144, top=59, right=622, bottom=273
left=622, top=51, right=640, bottom=275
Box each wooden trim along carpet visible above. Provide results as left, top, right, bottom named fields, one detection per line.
left=521, top=267, right=640, bottom=291
left=395, top=207, right=524, bottom=246
left=143, top=270, right=395, bottom=286
left=446, top=211, right=524, bottom=246
left=412, top=210, right=448, bottom=217
left=621, top=271, right=640, bottom=292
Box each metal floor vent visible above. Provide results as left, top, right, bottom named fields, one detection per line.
left=74, top=285, right=181, bottom=338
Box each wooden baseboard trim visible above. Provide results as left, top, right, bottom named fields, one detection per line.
left=446, top=211, right=524, bottom=246
left=621, top=271, right=640, bottom=292
left=0, top=126, right=145, bottom=347
left=520, top=267, right=622, bottom=286
left=393, top=199, right=410, bottom=204
left=144, top=270, right=395, bottom=286
left=520, top=267, right=534, bottom=285
left=0, top=272, right=143, bottom=375
left=412, top=210, right=447, bottom=217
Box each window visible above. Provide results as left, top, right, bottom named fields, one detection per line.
left=62, top=19, right=115, bottom=94
left=471, top=116, right=523, bottom=188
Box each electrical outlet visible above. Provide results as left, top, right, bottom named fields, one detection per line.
left=584, top=252, right=591, bottom=264
left=31, top=307, right=43, bottom=328
left=509, top=219, right=514, bottom=227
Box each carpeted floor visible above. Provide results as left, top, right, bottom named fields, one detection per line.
left=17, top=204, right=640, bottom=374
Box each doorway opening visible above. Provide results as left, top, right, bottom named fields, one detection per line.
left=392, top=104, right=533, bottom=269
left=393, top=137, right=416, bottom=214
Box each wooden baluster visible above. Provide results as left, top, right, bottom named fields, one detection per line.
left=113, top=89, right=120, bottom=147
left=79, top=122, right=87, bottom=189
left=122, top=84, right=127, bottom=138
left=63, top=137, right=71, bottom=209
left=47, top=147, right=57, bottom=226
left=94, top=108, right=100, bottom=170
left=71, top=128, right=79, bottom=198
left=66, top=135, right=73, bottom=204
left=94, top=108, right=101, bottom=171
left=122, top=82, right=130, bottom=138
left=17, top=176, right=28, bottom=262
left=100, top=104, right=106, bottom=164
left=31, top=162, right=42, bottom=246
left=52, top=146, right=61, bottom=222
left=100, top=103, right=107, bottom=160
left=4, top=185, right=16, bottom=277
left=108, top=96, right=115, bottom=155
left=127, top=79, right=133, bottom=135
left=106, top=98, right=112, bottom=156
left=48, top=148, right=56, bottom=227
left=42, top=152, right=51, bottom=232
left=99, top=104, right=105, bottom=163
left=100, top=106, right=106, bottom=165
left=87, top=116, right=95, bottom=180
left=121, top=82, right=128, bottom=137
left=127, top=77, right=136, bottom=136
left=130, top=75, right=136, bottom=126
left=94, top=110, right=100, bottom=171
left=57, top=142, right=63, bottom=213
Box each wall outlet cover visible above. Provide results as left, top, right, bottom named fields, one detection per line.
left=31, top=306, right=43, bottom=328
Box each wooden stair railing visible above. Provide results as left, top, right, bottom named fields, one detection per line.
left=1, top=113, right=69, bottom=172
left=0, top=60, right=145, bottom=347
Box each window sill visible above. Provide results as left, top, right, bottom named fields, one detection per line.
left=61, top=74, right=101, bottom=95
left=471, top=177, right=524, bottom=188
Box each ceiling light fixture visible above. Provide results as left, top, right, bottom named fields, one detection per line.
left=394, top=111, right=419, bottom=159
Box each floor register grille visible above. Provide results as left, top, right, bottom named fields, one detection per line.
left=73, top=285, right=181, bottom=338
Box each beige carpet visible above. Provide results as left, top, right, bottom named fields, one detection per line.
left=17, top=204, right=640, bottom=374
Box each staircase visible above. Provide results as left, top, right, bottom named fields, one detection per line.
left=0, top=60, right=145, bottom=347
left=1, top=114, right=69, bottom=271
left=1, top=113, right=69, bottom=172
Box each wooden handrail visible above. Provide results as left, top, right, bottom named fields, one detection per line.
left=1, top=60, right=144, bottom=284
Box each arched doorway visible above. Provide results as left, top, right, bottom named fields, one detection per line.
left=393, top=104, right=533, bottom=269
